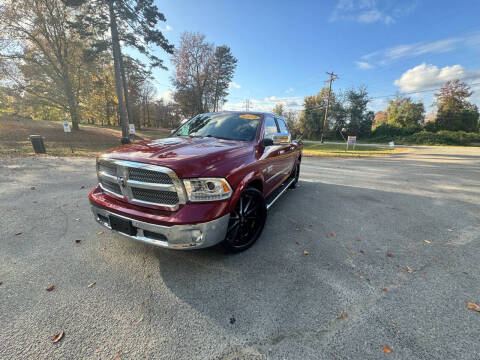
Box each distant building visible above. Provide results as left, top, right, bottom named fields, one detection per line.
left=373, top=111, right=388, bottom=129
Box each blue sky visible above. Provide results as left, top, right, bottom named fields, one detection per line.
left=149, top=0, right=480, bottom=114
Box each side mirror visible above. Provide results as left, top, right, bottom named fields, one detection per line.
left=272, top=132, right=291, bottom=145
left=261, top=138, right=274, bottom=147
left=170, top=129, right=176, bottom=135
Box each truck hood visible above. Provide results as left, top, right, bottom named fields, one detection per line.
left=102, top=136, right=254, bottom=178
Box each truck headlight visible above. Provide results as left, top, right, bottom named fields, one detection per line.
left=183, top=178, right=232, bottom=202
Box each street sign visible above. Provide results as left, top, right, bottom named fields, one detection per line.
left=129, top=124, right=135, bottom=135
left=347, top=136, right=356, bottom=150
left=63, top=120, right=71, bottom=133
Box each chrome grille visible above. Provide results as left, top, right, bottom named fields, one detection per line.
left=131, top=188, right=179, bottom=205
left=101, top=179, right=122, bottom=195
left=96, top=159, right=186, bottom=210
left=98, top=161, right=117, bottom=176
left=128, top=168, right=173, bottom=184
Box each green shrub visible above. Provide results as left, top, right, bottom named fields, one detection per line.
left=396, top=130, right=480, bottom=145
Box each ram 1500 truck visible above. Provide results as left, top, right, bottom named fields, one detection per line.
left=89, top=111, right=303, bottom=252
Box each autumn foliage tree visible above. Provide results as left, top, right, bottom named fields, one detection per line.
left=434, top=80, right=479, bottom=132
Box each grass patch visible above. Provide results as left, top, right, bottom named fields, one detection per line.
left=302, top=142, right=402, bottom=157
left=0, top=117, right=171, bottom=157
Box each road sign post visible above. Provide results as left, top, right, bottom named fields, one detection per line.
left=63, top=120, right=74, bottom=153
left=347, top=136, right=356, bottom=151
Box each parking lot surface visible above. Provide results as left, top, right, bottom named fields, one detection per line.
left=1, top=147, right=479, bottom=360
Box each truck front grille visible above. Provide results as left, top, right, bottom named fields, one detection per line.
left=128, top=168, right=173, bottom=184
left=97, top=159, right=185, bottom=210
left=131, top=188, right=179, bottom=205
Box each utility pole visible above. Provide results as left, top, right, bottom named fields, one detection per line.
left=320, top=71, right=338, bottom=143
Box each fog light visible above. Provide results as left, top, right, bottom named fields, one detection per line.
left=191, top=230, right=203, bottom=243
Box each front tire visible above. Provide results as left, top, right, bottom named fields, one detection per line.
left=222, top=187, right=267, bottom=252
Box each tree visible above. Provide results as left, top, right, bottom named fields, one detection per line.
left=64, top=0, right=173, bottom=142
left=386, top=96, right=425, bottom=128
left=211, top=46, right=237, bottom=112
left=0, top=0, right=87, bottom=130
left=344, top=87, right=372, bottom=138
left=272, top=103, right=284, bottom=116
left=298, top=87, right=341, bottom=139
left=434, top=80, right=479, bottom=132
left=172, top=32, right=237, bottom=117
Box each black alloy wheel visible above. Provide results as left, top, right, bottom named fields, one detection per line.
left=289, top=160, right=300, bottom=189
left=223, top=187, right=267, bottom=252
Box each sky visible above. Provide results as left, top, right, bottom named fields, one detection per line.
left=147, top=0, right=480, bottom=114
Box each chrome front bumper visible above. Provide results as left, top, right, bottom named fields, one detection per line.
left=91, top=206, right=230, bottom=250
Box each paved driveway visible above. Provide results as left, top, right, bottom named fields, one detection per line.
left=1, top=147, right=479, bottom=359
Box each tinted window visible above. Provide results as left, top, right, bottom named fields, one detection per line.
left=264, top=116, right=279, bottom=139
left=277, top=117, right=288, bottom=134
left=173, top=113, right=261, bottom=141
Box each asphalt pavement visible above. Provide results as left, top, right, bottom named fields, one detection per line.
left=1, top=147, right=479, bottom=360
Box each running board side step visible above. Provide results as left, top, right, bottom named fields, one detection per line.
left=265, top=178, right=296, bottom=210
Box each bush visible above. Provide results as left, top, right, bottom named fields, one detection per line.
left=396, top=130, right=480, bottom=145
left=370, top=124, right=422, bottom=140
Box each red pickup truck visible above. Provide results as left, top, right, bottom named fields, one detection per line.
left=89, top=111, right=303, bottom=252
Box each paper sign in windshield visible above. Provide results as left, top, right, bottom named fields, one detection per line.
left=239, top=114, right=260, bottom=120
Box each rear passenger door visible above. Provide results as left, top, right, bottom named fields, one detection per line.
left=275, top=116, right=295, bottom=182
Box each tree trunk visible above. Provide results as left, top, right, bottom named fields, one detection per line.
left=119, top=54, right=133, bottom=128
left=108, top=0, right=129, bottom=144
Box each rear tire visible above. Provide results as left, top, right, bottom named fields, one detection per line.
left=222, top=187, right=267, bottom=253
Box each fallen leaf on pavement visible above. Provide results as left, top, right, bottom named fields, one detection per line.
left=340, top=312, right=347, bottom=319
left=386, top=253, right=393, bottom=258
left=15, top=232, right=22, bottom=236
left=406, top=266, right=414, bottom=273
left=46, top=284, right=54, bottom=291
left=360, top=250, right=364, bottom=254
left=467, top=301, right=480, bottom=312
left=382, top=345, right=392, bottom=354
left=95, top=348, right=101, bottom=353
left=96, top=231, right=104, bottom=235
left=87, top=282, right=96, bottom=288
left=137, top=317, right=143, bottom=324
left=113, top=354, right=121, bottom=360
left=144, top=274, right=150, bottom=279
left=330, top=232, right=336, bottom=237
left=80, top=186, right=85, bottom=189
left=424, top=240, right=431, bottom=244
left=295, top=241, right=301, bottom=245
left=359, top=276, right=364, bottom=280
left=31, top=186, right=36, bottom=190
left=356, top=237, right=361, bottom=242
left=75, top=239, right=81, bottom=244
left=303, top=250, right=309, bottom=255
left=51, top=331, right=64, bottom=343
left=382, top=287, right=388, bottom=292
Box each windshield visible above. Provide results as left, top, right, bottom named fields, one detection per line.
left=173, top=113, right=261, bottom=141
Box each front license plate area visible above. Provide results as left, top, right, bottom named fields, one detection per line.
left=110, top=215, right=136, bottom=236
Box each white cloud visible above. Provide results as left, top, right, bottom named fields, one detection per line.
left=330, top=0, right=414, bottom=24
left=160, top=90, right=174, bottom=103
left=223, top=96, right=303, bottom=112
left=165, top=24, right=172, bottom=31
left=355, top=61, right=373, bottom=69
left=393, top=63, right=480, bottom=92
left=285, top=87, right=294, bottom=94
left=361, top=31, right=480, bottom=65
left=229, top=81, right=241, bottom=89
